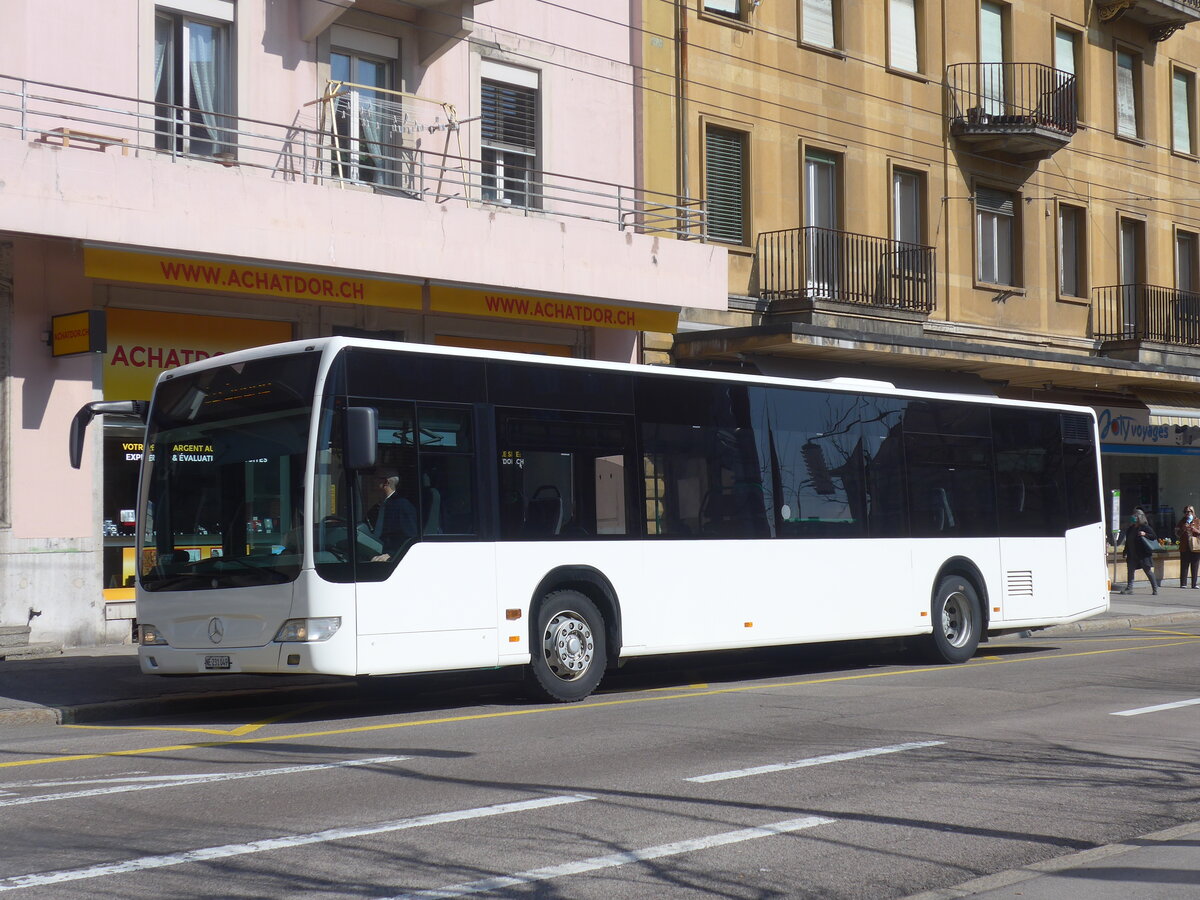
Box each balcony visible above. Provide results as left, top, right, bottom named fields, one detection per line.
left=1098, top=0, right=1200, bottom=42
left=756, top=227, right=935, bottom=336
left=0, top=73, right=725, bottom=316
left=1094, top=284, right=1200, bottom=367
left=946, top=63, right=1077, bottom=160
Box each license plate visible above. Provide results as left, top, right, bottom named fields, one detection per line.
left=204, top=655, right=232, bottom=670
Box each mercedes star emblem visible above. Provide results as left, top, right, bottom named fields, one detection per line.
left=208, top=617, right=225, bottom=644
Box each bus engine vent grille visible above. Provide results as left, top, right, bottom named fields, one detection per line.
left=1006, top=570, right=1035, bottom=597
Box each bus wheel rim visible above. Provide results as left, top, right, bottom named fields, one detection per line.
left=543, top=611, right=594, bottom=681
left=943, top=591, right=972, bottom=648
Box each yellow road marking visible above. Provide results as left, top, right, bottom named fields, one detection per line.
left=65, top=706, right=321, bottom=737
left=4, top=636, right=1199, bottom=771
left=1131, top=626, right=1200, bottom=637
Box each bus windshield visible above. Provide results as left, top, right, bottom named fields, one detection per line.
left=139, top=352, right=320, bottom=592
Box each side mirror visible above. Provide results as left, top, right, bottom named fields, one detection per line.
left=344, top=406, right=378, bottom=470
left=70, top=400, right=149, bottom=469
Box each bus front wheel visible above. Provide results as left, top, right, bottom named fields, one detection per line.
left=525, top=590, right=606, bottom=702
left=924, top=576, right=982, bottom=664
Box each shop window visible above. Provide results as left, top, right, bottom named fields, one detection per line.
left=102, top=421, right=147, bottom=594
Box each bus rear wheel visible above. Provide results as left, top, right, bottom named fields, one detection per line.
left=525, top=590, right=606, bottom=702
left=923, top=576, right=982, bottom=664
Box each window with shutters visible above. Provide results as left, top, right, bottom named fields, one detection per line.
left=801, top=0, right=837, bottom=50
left=888, top=0, right=920, bottom=74
left=481, top=60, right=539, bottom=208
left=1057, top=203, right=1086, bottom=299
left=975, top=187, right=1018, bottom=286
left=705, top=125, right=749, bottom=246
left=1173, top=68, right=1196, bottom=155
left=1116, top=49, right=1141, bottom=140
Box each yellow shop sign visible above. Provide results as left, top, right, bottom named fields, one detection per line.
left=84, top=247, right=421, bottom=310
left=431, top=286, right=679, bottom=332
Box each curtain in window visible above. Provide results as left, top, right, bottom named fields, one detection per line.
left=1173, top=71, right=1193, bottom=154
left=889, top=0, right=918, bottom=73
left=188, top=22, right=224, bottom=155
left=803, top=0, right=835, bottom=49
left=1117, top=52, right=1138, bottom=138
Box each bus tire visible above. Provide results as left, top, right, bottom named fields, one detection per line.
left=525, top=590, right=606, bottom=702
left=923, top=576, right=982, bottom=664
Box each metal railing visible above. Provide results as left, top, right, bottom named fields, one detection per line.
left=1093, top=284, right=1200, bottom=346
left=946, top=63, right=1077, bottom=136
left=757, top=227, right=936, bottom=313
left=0, top=74, right=706, bottom=240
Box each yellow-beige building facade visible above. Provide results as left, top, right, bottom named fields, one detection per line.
left=636, top=0, right=1200, bottom=535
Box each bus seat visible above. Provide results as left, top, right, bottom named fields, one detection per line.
left=524, top=485, right=563, bottom=536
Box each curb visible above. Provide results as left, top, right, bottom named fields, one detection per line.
left=1035, top=610, right=1200, bottom=636
left=901, top=819, right=1200, bottom=899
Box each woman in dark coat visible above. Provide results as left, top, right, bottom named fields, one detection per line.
left=1119, top=507, right=1159, bottom=596
left=1176, top=505, right=1200, bottom=589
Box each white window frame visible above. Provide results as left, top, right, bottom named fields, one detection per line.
left=480, top=59, right=540, bottom=209
left=154, top=7, right=234, bottom=158
left=1054, top=24, right=1082, bottom=120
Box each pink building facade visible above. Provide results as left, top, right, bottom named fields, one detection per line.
left=0, top=0, right=725, bottom=647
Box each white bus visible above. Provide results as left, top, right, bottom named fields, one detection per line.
left=71, top=338, right=1108, bottom=701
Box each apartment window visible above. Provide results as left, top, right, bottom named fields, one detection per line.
left=1173, top=69, right=1196, bottom=155
left=1178, top=231, right=1199, bottom=292
left=330, top=28, right=399, bottom=187
left=802, top=0, right=837, bottom=50
left=1054, top=25, right=1082, bottom=120
left=481, top=60, right=539, bottom=208
left=705, top=126, right=749, bottom=245
left=980, top=2, right=1007, bottom=116
left=805, top=149, right=841, bottom=294
left=154, top=7, right=233, bottom=157
left=1058, top=204, right=1086, bottom=298
left=975, top=187, right=1017, bottom=286
left=1116, top=50, right=1141, bottom=139
left=889, top=0, right=919, bottom=73
left=892, top=169, right=923, bottom=245
left=704, top=0, right=744, bottom=21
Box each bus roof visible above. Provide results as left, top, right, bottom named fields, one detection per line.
left=151, top=336, right=1098, bottom=419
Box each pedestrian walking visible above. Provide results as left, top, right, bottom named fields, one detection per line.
left=1118, top=507, right=1159, bottom=595
left=1177, top=505, right=1200, bottom=589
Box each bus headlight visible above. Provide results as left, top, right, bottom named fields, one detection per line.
left=274, top=617, right=341, bottom=643
left=139, top=624, right=168, bottom=646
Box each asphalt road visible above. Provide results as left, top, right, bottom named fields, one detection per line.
left=1, top=626, right=1198, bottom=899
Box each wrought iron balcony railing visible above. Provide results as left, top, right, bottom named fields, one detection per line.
left=757, top=227, right=936, bottom=313
left=0, top=74, right=705, bottom=240
left=1093, top=284, right=1200, bottom=346
left=946, top=62, right=1077, bottom=141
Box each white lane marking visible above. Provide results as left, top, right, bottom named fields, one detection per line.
left=0, top=794, right=593, bottom=892
left=685, top=741, right=945, bottom=783
left=385, top=815, right=835, bottom=900
left=0, top=756, right=408, bottom=808
left=1112, top=697, right=1200, bottom=717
